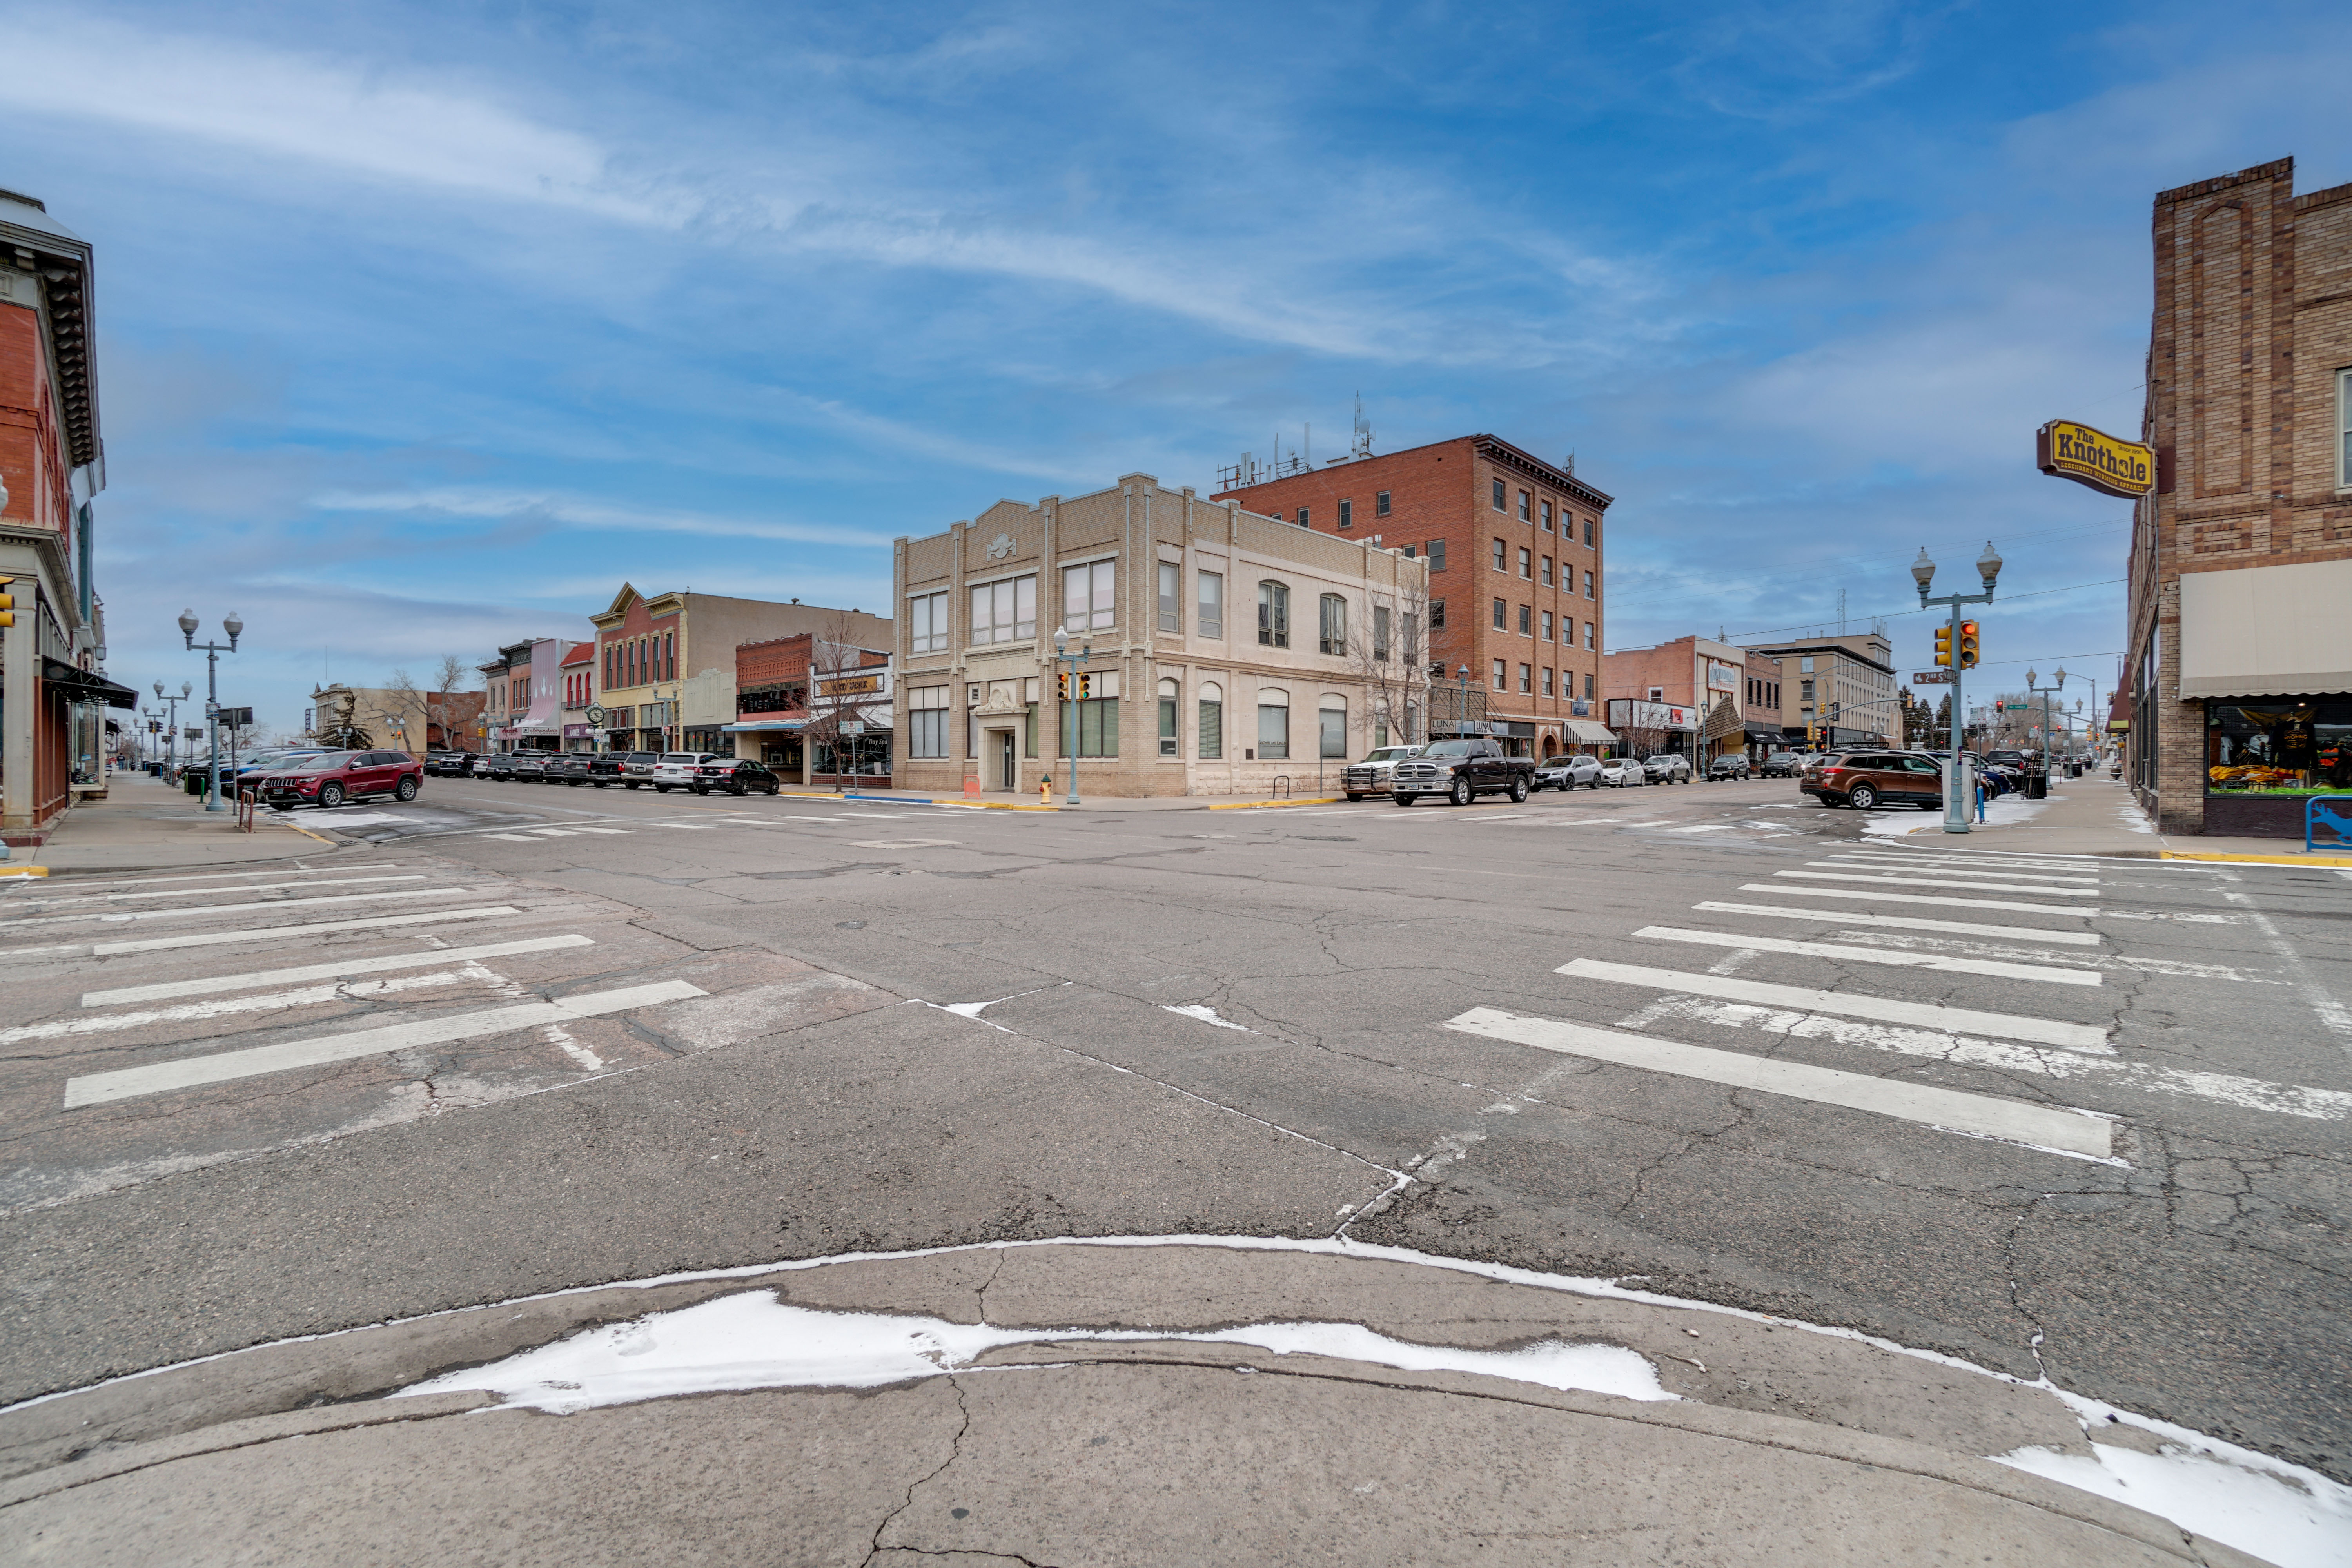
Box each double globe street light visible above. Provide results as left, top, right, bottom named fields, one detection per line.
left=179, top=609, right=243, bottom=812
left=2027, top=665, right=2069, bottom=793
left=1910, top=541, right=2004, bottom=834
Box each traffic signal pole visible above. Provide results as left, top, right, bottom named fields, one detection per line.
left=1911, top=543, right=2003, bottom=836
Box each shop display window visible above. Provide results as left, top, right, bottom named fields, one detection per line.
left=2205, top=698, right=2352, bottom=796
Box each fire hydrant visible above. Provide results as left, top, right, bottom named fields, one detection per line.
left=1040, top=776, right=1052, bottom=806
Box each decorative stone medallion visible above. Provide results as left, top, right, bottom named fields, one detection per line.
left=987, top=532, right=1015, bottom=561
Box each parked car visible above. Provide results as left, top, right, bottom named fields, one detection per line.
left=692, top=759, right=782, bottom=796
left=649, top=752, right=724, bottom=792
left=1707, top=755, right=1750, bottom=780
left=1642, top=753, right=1693, bottom=785
left=1760, top=750, right=1804, bottom=778
left=495, top=753, right=549, bottom=782
left=1596, top=757, right=1645, bottom=788
left=229, top=750, right=323, bottom=790
left=252, top=750, right=423, bottom=809
left=425, top=751, right=478, bottom=778
left=1801, top=750, right=1946, bottom=810
left=1387, top=738, right=1534, bottom=806
left=546, top=753, right=625, bottom=787
left=1341, top=745, right=1424, bottom=801
left=618, top=752, right=662, bottom=789
left=1535, top=754, right=1602, bottom=791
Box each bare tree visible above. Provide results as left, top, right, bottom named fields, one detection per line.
left=383, top=669, right=429, bottom=757
left=430, top=654, right=471, bottom=750
left=1351, top=580, right=1432, bottom=748
left=802, top=613, right=887, bottom=793
left=315, top=688, right=374, bottom=750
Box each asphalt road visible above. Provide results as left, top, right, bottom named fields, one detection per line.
left=4, top=772, right=2347, bottom=1482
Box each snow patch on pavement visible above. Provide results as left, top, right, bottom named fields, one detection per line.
left=1164, top=1003, right=1256, bottom=1032
left=396, top=1289, right=1675, bottom=1413
left=1996, top=1437, right=2352, bottom=1568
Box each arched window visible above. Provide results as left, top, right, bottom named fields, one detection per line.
left=1318, top=594, right=1346, bottom=656
left=1319, top=695, right=1348, bottom=759
left=1198, top=681, right=1223, bottom=759
left=1257, top=685, right=1290, bottom=761
left=1258, top=581, right=1289, bottom=648
left=1158, top=677, right=1180, bottom=757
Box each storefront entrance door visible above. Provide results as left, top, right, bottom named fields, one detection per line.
left=997, top=729, right=1016, bottom=791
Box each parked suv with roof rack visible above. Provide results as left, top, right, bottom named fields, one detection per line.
left=1800, top=750, right=1945, bottom=811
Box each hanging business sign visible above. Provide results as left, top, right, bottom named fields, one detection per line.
left=2036, top=419, right=2156, bottom=499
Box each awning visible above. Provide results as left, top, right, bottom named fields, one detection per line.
left=723, top=718, right=806, bottom=733
left=1742, top=720, right=1784, bottom=742
left=2179, top=559, right=2352, bottom=699
left=1561, top=719, right=1618, bottom=746
left=42, top=659, right=139, bottom=709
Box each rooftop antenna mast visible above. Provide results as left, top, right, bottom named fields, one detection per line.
left=1352, top=395, right=1372, bottom=459
left=1837, top=589, right=1847, bottom=636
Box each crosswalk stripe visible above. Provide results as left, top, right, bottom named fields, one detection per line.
left=1555, top=958, right=2109, bottom=1049
left=89, top=906, right=523, bottom=956
left=1630, top=926, right=2101, bottom=985
left=1839, top=852, right=2094, bottom=871
left=1813, top=858, right=2099, bottom=885
left=1740, top=884, right=2098, bottom=917
left=564, top=826, right=630, bottom=835
left=0, top=887, right=490, bottom=931
left=60, top=979, right=709, bottom=1107
left=1778, top=870, right=2099, bottom=897
left=483, top=834, right=542, bottom=842
left=1691, top=901, right=2103, bottom=946
left=0, top=863, right=400, bottom=893
left=12, top=874, right=428, bottom=909
left=80, top=935, right=597, bottom=1007
left=9, top=970, right=473, bottom=1045
left=648, top=822, right=717, bottom=830
left=1444, top=1006, right=2114, bottom=1159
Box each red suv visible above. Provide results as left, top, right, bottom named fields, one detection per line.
left=255, top=750, right=425, bottom=809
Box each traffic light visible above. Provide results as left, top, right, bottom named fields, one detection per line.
left=1057, top=671, right=1070, bottom=701
left=0, top=575, right=14, bottom=629
left=1933, top=625, right=1953, bottom=666
left=1958, top=621, right=1980, bottom=668
left=1077, top=671, right=1093, bottom=700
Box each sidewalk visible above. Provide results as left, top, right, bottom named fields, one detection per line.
left=4, top=772, right=334, bottom=875
left=780, top=786, right=1349, bottom=813
left=0, top=1240, right=2314, bottom=1566
left=1861, top=772, right=2352, bottom=866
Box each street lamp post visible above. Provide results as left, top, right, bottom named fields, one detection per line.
left=1457, top=664, right=1470, bottom=739
left=1910, top=541, right=2004, bottom=834
left=1052, top=626, right=1089, bottom=806
left=153, top=680, right=191, bottom=777
left=179, top=610, right=243, bottom=812
left=2026, top=665, right=2067, bottom=794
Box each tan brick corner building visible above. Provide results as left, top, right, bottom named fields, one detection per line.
left=2127, top=156, right=2352, bottom=837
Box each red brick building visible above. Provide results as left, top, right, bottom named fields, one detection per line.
left=728, top=631, right=891, bottom=785
left=1212, top=434, right=1612, bottom=756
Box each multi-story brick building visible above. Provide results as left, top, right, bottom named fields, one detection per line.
left=1212, top=434, right=1613, bottom=757
left=892, top=473, right=1429, bottom=798
left=1600, top=635, right=1774, bottom=765
left=479, top=638, right=574, bottom=752
left=724, top=632, right=893, bottom=785
left=2126, top=156, right=2352, bottom=838
left=589, top=586, right=889, bottom=756
left=1744, top=632, right=1900, bottom=750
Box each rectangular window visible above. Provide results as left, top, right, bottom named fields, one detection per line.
left=1584, top=672, right=1595, bottom=701
left=1319, top=594, right=1346, bottom=656
left=908, top=686, right=950, bottom=759
left=908, top=590, right=948, bottom=653
left=1199, top=691, right=1223, bottom=758
left=1517, top=604, right=1531, bottom=635
left=1492, top=597, right=1507, bottom=630
left=1376, top=491, right=1391, bottom=517
left=1158, top=562, right=1180, bottom=634
left=1374, top=605, right=1391, bottom=662
left=1338, top=499, right=1353, bottom=530
left=1519, top=663, right=1532, bottom=693
left=1160, top=685, right=1178, bottom=757
left=2341, top=367, right=2352, bottom=487
left=1060, top=671, right=1120, bottom=757
left=1584, top=516, right=1595, bottom=547
left=1063, top=559, right=1116, bottom=631
left=1518, top=490, right=1531, bottom=521
left=1426, top=539, right=1446, bottom=571
left=1517, top=546, right=1531, bottom=578
left=1428, top=599, right=1445, bottom=629
left=1198, top=571, right=1223, bottom=637
left=1541, top=611, right=1553, bottom=642
left=1583, top=570, right=1593, bottom=598
left=1296, top=508, right=1310, bottom=528
left=1584, top=621, right=1595, bottom=650
left=1541, top=500, right=1553, bottom=532
left=1540, top=556, right=1552, bottom=587
left=967, top=575, right=1037, bottom=646
left=1492, top=477, right=1506, bottom=510
left=1257, top=701, right=1289, bottom=760
left=1492, top=538, right=1506, bottom=571
left=1491, top=659, right=1506, bottom=690
left=1542, top=667, right=1555, bottom=697
left=1258, top=581, right=1290, bottom=648
left=1319, top=703, right=1347, bottom=759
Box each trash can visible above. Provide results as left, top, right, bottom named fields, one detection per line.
left=2026, top=771, right=2047, bottom=800
left=184, top=769, right=209, bottom=799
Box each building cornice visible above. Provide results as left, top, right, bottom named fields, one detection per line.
left=0, top=213, right=98, bottom=471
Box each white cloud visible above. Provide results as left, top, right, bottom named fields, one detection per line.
left=309, top=487, right=898, bottom=550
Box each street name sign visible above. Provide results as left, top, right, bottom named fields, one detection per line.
left=1912, top=670, right=1955, bottom=684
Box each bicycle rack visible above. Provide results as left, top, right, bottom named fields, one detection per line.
left=236, top=788, right=258, bottom=833
left=1269, top=775, right=1291, bottom=799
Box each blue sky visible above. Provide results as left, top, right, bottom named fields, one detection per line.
left=4, top=0, right=2347, bottom=737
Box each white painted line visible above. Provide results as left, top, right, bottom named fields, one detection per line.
left=527, top=828, right=584, bottom=837
left=1555, top=959, right=2109, bottom=1050
left=11, top=969, right=475, bottom=1045
left=1444, top=1006, right=2113, bottom=1159
left=484, top=834, right=542, bottom=842
left=0, top=864, right=399, bottom=893
left=81, top=935, right=597, bottom=1007
left=0, top=887, right=492, bottom=931
left=1739, top=884, right=2098, bottom=917
left=1461, top=814, right=1531, bottom=823
left=1778, top=871, right=2098, bottom=897
left=91, top=906, right=522, bottom=956
left=1692, top=901, right=2103, bottom=946
left=13, top=874, right=429, bottom=909
left=779, top=815, right=849, bottom=823
left=852, top=840, right=960, bottom=849
left=1840, top=852, right=2097, bottom=872
left=1632, top=926, right=2101, bottom=985
left=565, top=826, right=631, bottom=835
left=1812, top=859, right=2099, bottom=886
left=648, top=823, right=717, bottom=830
left=61, top=979, right=707, bottom=1107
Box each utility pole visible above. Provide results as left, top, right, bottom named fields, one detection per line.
left=1909, top=543, right=2005, bottom=834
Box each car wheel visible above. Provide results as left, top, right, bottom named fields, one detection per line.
left=653, top=784, right=670, bottom=793
left=1849, top=784, right=1878, bottom=810
left=1508, top=776, right=1529, bottom=803
left=1448, top=775, right=1471, bottom=807
left=766, top=783, right=780, bottom=796
left=394, top=777, right=418, bottom=802
left=1345, top=792, right=1363, bottom=802
left=731, top=782, right=748, bottom=797
left=318, top=783, right=345, bottom=808
left=1391, top=794, right=1412, bottom=808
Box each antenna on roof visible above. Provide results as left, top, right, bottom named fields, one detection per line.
left=1563, top=450, right=1576, bottom=476
left=1352, top=395, right=1372, bottom=460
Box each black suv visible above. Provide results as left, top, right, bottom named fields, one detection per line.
left=491, top=753, right=548, bottom=782
left=546, top=753, right=625, bottom=788
left=691, top=759, right=782, bottom=796
left=425, top=752, right=478, bottom=777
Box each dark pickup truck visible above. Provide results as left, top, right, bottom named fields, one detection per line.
left=546, top=753, right=626, bottom=788
left=1386, top=737, right=1534, bottom=806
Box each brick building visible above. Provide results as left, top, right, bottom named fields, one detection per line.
left=1, top=188, right=129, bottom=838
left=559, top=641, right=597, bottom=750
left=2127, top=156, right=2352, bottom=837
left=1600, top=635, right=1775, bottom=765
left=1212, top=435, right=1613, bottom=757
left=722, top=631, right=893, bottom=786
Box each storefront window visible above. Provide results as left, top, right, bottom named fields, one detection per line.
left=2205, top=699, right=2352, bottom=795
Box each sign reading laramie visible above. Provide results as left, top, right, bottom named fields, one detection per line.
left=2036, top=419, right=2156, bottom=499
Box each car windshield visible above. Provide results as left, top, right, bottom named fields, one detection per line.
left=1359, top=748, right=1417, bottom=763
left=287, top=753, right=353, bottom=770
left=1421, top=741, right=1475, bottom=757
